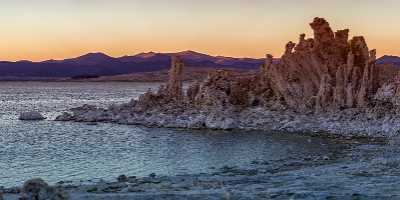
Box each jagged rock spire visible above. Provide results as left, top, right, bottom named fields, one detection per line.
left=260, top=54, right=273, bottom=84
left=284, top=41, right=296, bottom=55
left=134, top=17, right=381, bottom=113
left=167, top=56, right=185, bottom=100
left=309, top=17, right=335, bottom=49
left=264, top=17, right=379, bottom=111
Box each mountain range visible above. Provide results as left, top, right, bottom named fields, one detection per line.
left=0, top=50, right=398, bottom=78
left=0, top=51, right=270, bottom=78
left=376, top=55, right=400, bottom=66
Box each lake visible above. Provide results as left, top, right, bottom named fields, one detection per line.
left=1, top=81, right=400, bottom=198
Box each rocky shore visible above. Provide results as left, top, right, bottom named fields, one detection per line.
left=3, top=133, right=394, bottom=200
left=55, top=17, right=400, bottom=139
left=55, top=103, right=400, bottom=139
left=2, top=166, right=282, bottom=200
left=0, top=144, right=370, bottom=200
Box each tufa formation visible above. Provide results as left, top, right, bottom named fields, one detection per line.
left=137, top=17, right=381, bottom=113
left=56, top=17, right=400, bottom=137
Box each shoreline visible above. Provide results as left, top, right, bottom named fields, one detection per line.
left=0, top=166, right=312, bottom=199
left=0, top=136, right=370, bottom=200
left=55, top=103, right=398, bottom=140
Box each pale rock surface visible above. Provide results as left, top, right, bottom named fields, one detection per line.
left=19, top=111, right=46, bottom=121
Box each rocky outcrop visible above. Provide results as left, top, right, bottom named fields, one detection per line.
left=56, top=17, right=400, bottom=138
left=374, top=72, right=400, bottom=107
left=19, top=111, right=46, bottom=121
left=167, top=56, right=185, bottom=101
left=19, top=178, right=68, bottom=200
left=265, top=17, right=379, bottom=112
left=127, top=56, right=186, bottom=112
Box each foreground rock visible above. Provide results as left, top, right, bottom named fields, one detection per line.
left=19, top=112, right=46, bottom=121
left=0, top=157, right=350, bottom=200
left=6, top=178, right=69, bottom=200
left=2, top=144, right=391, bottom=200
left=56, top=17, right=400, bottom=138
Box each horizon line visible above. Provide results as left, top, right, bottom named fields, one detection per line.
left=2, top=50, right=397, bottom=63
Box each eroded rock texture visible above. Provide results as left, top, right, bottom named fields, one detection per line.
left=131, top=17, right=382, bottom=113
left=59, top=17, right=400, bottom=137
left=19, top=178, right=68, bottom=200
left=132, top=56, right=186, bottom=112
left=167, top=56, right=185, bottom=100
left=265, top=17, right=379, bottom=112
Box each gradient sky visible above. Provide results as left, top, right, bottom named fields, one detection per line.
left=1, top=0, right=399, bottom=61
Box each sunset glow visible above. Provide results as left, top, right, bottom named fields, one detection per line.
left=1, top=0, right=400, bottom=61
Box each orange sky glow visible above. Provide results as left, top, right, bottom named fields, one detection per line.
left=0, top=0, right=399, bottom=61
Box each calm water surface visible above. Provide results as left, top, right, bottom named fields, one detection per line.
left=1, top=82, right=400, bottom=198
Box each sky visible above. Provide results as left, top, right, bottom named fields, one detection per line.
left=0, top=0, right=399, bottom=61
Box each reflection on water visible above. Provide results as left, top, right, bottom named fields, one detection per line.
left=1, top=82, right=399, bottom=198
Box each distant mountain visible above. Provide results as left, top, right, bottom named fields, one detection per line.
left=377, top=55, right=400, bottom=66
left=49, top=52, right=118, bottom=66
left=0, top=50, right=274, bottom=78
left=2, top=51, right=396, bottom=79
left=173, top=50, right=217, bottom=62
left=118, top=52, right=170, bottom=63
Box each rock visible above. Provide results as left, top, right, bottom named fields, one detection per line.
left=21, top=178, right=49, bottom=198
left=186, top=81, right=200, bottom=103
left=205, top=113, right=237, bottom=130
left=68, top=105, right=111, bottom=122
left=193, top=69, right=232, bottom=108
left=373, top=73, right=400, bottom=112
left=2, top=187, right=20, bottom=194
left=117, top=175, right=128, bottom=183
left=186, top=114, right=206, bottom=129
left=309, top=17, right=334, bottom=48
left=19, top=111, right=46, bottom=121
left=284, top=41, right=296, bottom=55
left=54, top=112, right=73, bottom=121
left=100, top=182, right=127, bottom=193
left=20, top=178, right=68, bottom=200
left=131, top=57, right=186, bottom=112
left=167, top=56, right=185, bottom=101
left=86, top=122, right=98, bottom=126
left=149, top=173, right=157, bottom=178
left=86, top=187, right=98, bottom=193
left=55, top=17, right=400, bottom=139
left=263, top=17, right=380, bottom=112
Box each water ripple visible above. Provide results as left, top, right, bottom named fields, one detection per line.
left=0, top=82, right=398, bottom=198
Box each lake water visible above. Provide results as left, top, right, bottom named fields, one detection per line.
left=1, top=82, right=400, bottom=198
